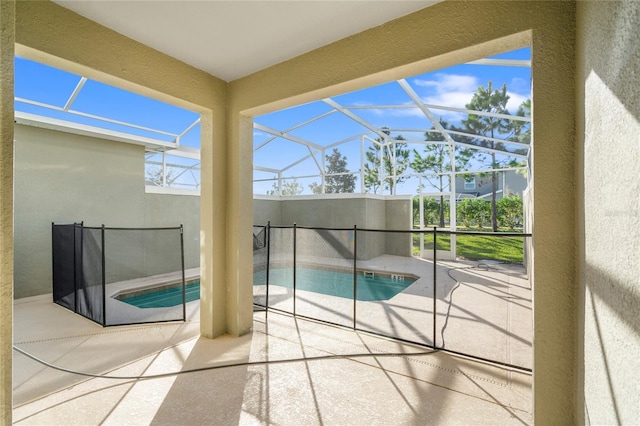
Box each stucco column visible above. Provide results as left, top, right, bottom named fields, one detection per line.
left=0, top=1, right=14, bottom=422
left=530, top=9, right=577, bottom=423
left=199, top=109, right=228, bottom=338
left=224, top=113, right=254, bottom=336
left=199, top=102, right=252, bottom=338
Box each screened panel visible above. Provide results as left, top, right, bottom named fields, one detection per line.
left=354, top=229, right=433, bottom=346
left=52, top=224, right=76, bottom=311
left=145, top=152, right=164, bottom=186
left=266, top=227, right=294, bottom=313
left=278, top=177, right=317, bottom=196
left=251, top=224, right=532, bottom=370
left=414, top=195, right=453, bottom=261
left=294, top=228, right=355, bottom=327
left=75, top=227, right=104, bottom=324
left=253, top=225, right=268, bottom=307
left=164, top=155, right=200, bottom=190
left=253, top=170, right=279, bottom=195
left=393, top=175, right=420, bottom=196
left=104, top=227, right=184, bottom=326
left=52, top=224, right=186, bottom=327
left=436, top=235, right=531, bottom=369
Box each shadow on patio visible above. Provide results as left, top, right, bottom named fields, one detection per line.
left=13, top=292, right=531, bottom=425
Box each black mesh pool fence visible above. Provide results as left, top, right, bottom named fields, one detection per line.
left=52, top=223, right=186, bottom=327
left=253, top=223, right=533, bottom=372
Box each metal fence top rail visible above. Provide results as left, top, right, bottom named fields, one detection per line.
left=52, top=223, right=183, bottom=231
left=256, top=223, right=531, bottom=237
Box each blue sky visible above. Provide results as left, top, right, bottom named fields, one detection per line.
left=255, top=48, right=530, bottom=136
left=14, top=47, right=530, bottom=195
left=14, top=57, right=201, bottom=147
left=253, top=47, right=531, bottom=194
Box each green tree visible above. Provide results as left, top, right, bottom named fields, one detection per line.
left=309, top=182, right=322, bottom=194
left=509, top=99, right=531, bottom=144
left=412, top=197, right=446, bottom=227
left=411, top=119, right=473, bottom=227
left=497, top=195, right=523, bottom=230
left=507, top=99, right=532, bottom=178
left=267, top=179, right=303, bottom=196
left=145, top=165, right=178, bottom=187
left=461, top=81, right=512, bottom=232
left=457, top=198, right=490, bottom=229
left=324, top=148, right=356, bottom=193
left=456, top=198, right=475, bottom=228
left=363, top=128, right=409, bottom=194
left=363, top=162, right=380, bottom=194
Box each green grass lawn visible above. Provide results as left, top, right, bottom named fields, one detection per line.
left=412, top=228, right=526, bottom=263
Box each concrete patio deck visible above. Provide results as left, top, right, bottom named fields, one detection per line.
left=13, top=284, right=532, bottom=425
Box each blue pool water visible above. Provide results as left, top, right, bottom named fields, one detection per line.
left=117, top=281, right=200, bottom=308
left=118, top=267, right=415, bottom=308
left=253, top=267, right=414, bottom=301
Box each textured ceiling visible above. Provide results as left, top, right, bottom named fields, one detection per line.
left=53, top=1, right=439, bottom=82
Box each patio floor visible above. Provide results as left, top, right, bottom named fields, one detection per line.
left=13, top=289, right=532, bottom=425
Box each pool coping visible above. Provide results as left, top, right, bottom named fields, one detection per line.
left=99, top=267, right=201, bottom=326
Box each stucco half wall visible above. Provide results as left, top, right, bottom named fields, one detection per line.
left=254, top=194, right=412, bottom=259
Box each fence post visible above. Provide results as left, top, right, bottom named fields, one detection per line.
left=293, top=222, right=297, bottom=316
left=180, top=224, right=186, bottom=321
left=51, top=222, right=54, bottom=303
left=80, top=222, right=84, bottom=317
left=353, top=225, right=357, bottom=329
left=101, top=224, right=106, bottom=326
left=265, top=221, right=271, bottom=318
left=432, top=226, right=437, bottom=348
left=72, top=223, right=78, bottom=313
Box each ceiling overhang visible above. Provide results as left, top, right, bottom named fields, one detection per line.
left=53, top=1, right=440, bottom=82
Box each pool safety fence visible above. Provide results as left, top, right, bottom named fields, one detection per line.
left=253, top=222, right=533, bottom=372
left=52, top=222, right=186, bottom=327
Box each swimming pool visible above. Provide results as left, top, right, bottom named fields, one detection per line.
left=254, top=267, right=416, bottom=301
left=116, top=280, right=200, bottom=308
left=117, top=266, right=417, bottom=308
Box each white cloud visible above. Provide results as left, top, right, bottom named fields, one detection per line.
left=352, top=73, right=531, bottom=123
left=414, top=73, right=479, bottom=93
left=411, top=73, right=480, bottom=120
left=414, top=73, right=530, bottom=115
left=423, top=91, right=475, bottom=109
left=359, top=105, right=424, bottom=119
left=506, top=91, right=529, bottom=114
left=365, top=108, right=387, bottom=117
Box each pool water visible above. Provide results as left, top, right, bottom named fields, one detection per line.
left=118, top=267, right=415, bottom=308
left=255, top=267, right=415, bottom=301
left=117, top=280, right=200, bottom=308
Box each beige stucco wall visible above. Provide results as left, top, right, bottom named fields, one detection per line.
left=253, top=194, right=412, bottom=259
left=14, top=125, right=143, bottom=297
left=385, top=198, right=413, bottom=257
left=0, top=1, right=14, bottom=422
left=576, top=1, right=640, bottom=424
left=13, top=124, right=201, bottom=298
left=231, top=2, right=576, bottom=423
